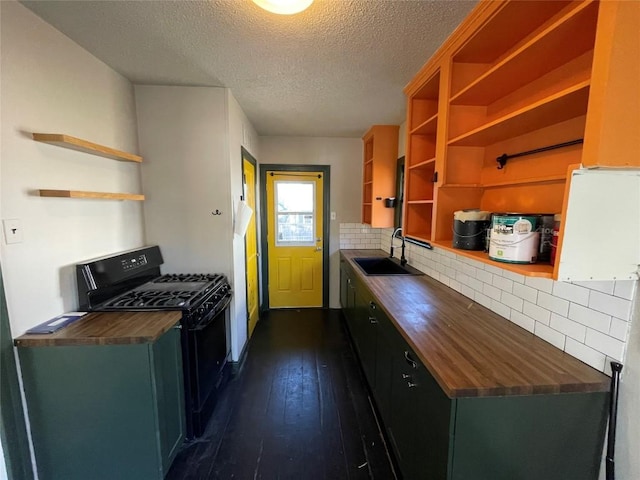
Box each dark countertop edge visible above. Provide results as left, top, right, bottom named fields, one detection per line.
left=340, top=249, right=610, bottom=398
left=14, top=335, right=159, bottom=348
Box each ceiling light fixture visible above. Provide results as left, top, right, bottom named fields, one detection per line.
left=252, top=0, right=313, bottom=15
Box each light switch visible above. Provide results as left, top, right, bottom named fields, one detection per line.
left=331, top=211, right=336, bottom=220
left=3, top=218, right=23, bottom=244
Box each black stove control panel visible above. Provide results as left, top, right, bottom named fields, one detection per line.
left=121, top=254, right=148, bottom=272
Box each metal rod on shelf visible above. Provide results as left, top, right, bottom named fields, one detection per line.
left=496, top=139, right=584, bottom=169
left=606, top=361, right=623, bottom=480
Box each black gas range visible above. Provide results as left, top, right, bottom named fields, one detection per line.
left=76, top=246, right=232, bottom=439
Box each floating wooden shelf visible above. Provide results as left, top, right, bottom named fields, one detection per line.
left=450, top=2, right=598, bottom=106
left=39, top=190, right=145, bottom=201
left=433, top=241, right=554, bottom=278
left=32, top=133, right=143, bottom=163
left=407, top=200, right=434, bottom=205
left=448, top=82, right=590, bottom=147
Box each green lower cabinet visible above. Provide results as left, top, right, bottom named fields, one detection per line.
left=450, top=392, right=608, bottom=480
left=18, top=327, right=185, bottom=480
left=340, top=259, right=608, bottom=480
left=381, top=325, right=607, bottom=480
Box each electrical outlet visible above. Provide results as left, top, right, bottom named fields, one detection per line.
left=3, top=219, right=23, bottom=244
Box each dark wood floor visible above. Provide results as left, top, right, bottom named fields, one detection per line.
left=167, top=309, right=396, bottom=480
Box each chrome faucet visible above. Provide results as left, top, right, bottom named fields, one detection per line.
left=390, top=227, right=407, bottom=266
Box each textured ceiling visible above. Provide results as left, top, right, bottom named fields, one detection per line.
left=21, top=0, right=477, bottom=137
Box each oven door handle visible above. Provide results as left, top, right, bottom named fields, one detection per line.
left=191, top=293, right=232, bottom=331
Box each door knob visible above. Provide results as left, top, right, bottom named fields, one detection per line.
left=315, top=247, right=323, bottom=251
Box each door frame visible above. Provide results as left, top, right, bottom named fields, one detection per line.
left=240, top=147, right=260, bottom=333
left=259, top=164, right=331, bottom=310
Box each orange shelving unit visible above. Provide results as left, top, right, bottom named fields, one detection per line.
left=361, top=125, right=399, bottom=228
left=401, top=0, right=636, bottom=278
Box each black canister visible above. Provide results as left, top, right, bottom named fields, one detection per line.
left=536, top=214, right=556, bottom=262
left=453, top=210, right=491, bottom=250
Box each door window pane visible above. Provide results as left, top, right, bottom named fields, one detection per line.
left=275, top=181, right=315, bottom=245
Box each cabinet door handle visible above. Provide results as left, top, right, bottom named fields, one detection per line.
left=369, top=301, right=376, bottom=310
left=407, top=381, right=418, bottom=388
left=404, top=350, right=417, bottom=369
left=402, top=373, right=411, bottom=379
left=369, top=317, right=378, bottom=324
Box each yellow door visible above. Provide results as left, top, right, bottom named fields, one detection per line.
left=266, top=171, right=323, bottom=308
left=243, top=156, right=260, bottom=337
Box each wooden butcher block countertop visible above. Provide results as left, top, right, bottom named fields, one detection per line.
left=340, top=250, right=610, bottom=398
left=14, top=311, right=181, bottom=347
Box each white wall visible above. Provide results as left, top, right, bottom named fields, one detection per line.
left=616, top=289, right=640, bottom=480
left=135, top=86, right=230, bottom=274
left=398, top=121, right=406, bottom=158
left=1, top=1, right=144, bottom=336
left=259, top=137, right=362, bottom=308
left=226, top=90, right=259, bottom=359
left=135, top=86, right=259, bottom=362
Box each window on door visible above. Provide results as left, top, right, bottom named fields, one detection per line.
left=275, top=181, right=316, bottom=246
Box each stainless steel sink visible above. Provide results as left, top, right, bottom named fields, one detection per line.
left=353, top=257, right=423, bottom=276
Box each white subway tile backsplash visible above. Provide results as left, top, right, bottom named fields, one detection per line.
left=523, top=301, right=551, bottom=325
left=493, top=275, right=514, bottom=293
left=573, top=280, right=615, bottom=295
left=462, top=263, right=478, bottom=278
left=510, top=310, right=535, bottom=333
left=502, top=271, right=526, bottom=284
left=484, top=264, right=504, bottom=276
left=476, top=269, right=494, bottom=285
left=490, top=299, right=511, bottom=319
left=537, top=292, right=570, bottom=317
left=534, top=322, right=566, bottom=350
left=501, top=291, right=524, bottom=312
left=565, top=339, right=606, bottom=371
left=609, top=318, right=629, bottom=341
left=461, top=284, right=476, bottom=300
left=568, top=303, right=611, bottom=334
left=550, top=313, right=586, bottom=342
left=525, top=276, right=554, bottom=294
left=614, top=280, right=637, bottom=300
left=456, top=271, right=470, bottom=287
left=441, top=249, right=457, bottom=259
left=340, top=231, right=633, bottom=374
left=467, top=277, right=484, bottom=293
left=451, top=259, right=464, bottom=272
left=513, top=283, right=538, bottom=304
left=552, top=282, right=590, bottom=306
left=589, top=290, right=632, bottom=321
left=585, top=329, right=625, bottom=361
left=474, top=291, right=493, bottom=309
left=483, top=283, right=502, bottom=301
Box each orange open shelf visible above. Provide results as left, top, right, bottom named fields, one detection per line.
left=433, top=241, right=554, bottom=278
